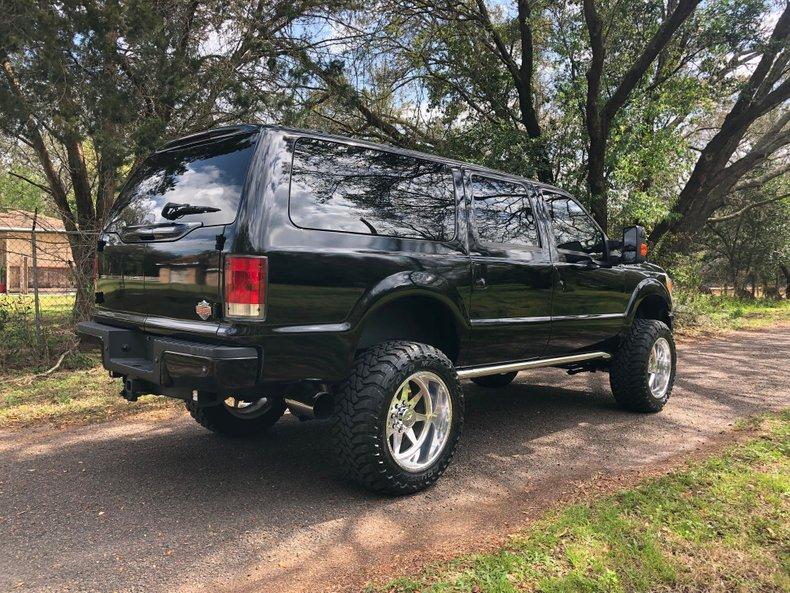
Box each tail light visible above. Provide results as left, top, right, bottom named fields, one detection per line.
left=223, top=255, right=267, bottom=319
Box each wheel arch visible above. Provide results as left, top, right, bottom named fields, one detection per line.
left=352, top=274, right=468, bottom=363
left=625, top=278, right=673, bottom=330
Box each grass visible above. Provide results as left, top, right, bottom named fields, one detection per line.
left=371, top=412, right=790, bottom=593
left=672, top=291, right=790, bottom=335
left=0, top=365, right=178, bottom=428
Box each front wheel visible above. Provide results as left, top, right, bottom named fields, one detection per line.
left=610, top=319, right=676, bottom=413
left=332, top=341, right=464, bottom=495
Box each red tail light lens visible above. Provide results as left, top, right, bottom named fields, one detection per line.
left=224, top=255, right=267, bottom=319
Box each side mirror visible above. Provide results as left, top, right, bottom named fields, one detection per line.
left=622, top=225, right=648, bottom=264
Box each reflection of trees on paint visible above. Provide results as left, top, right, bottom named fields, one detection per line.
left=546, top=196, right=605, bottom=257
left=471, top=176, right=539, bottom=247
left=108, top=134, right=256, bottom=228
left=290, top=138, right=456, bottom=241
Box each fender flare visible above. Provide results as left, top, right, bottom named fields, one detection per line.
left=349, top=271, right=469, bottom=334
left=624, top=277, right=673, bottom=328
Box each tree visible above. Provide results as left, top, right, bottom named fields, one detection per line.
left=701, top=187, right=789, bottom=298
left=651, top=2, right=790, bottom=248
left=286, top=0, right=776, bottom=234
left=0, top=0, right=343, bottom=318
left=284, top=0, right=557, bottom=181
left=581, top=0, right=702, bottom=230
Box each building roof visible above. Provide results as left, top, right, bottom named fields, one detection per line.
left=0, top=210, right=67, bottom=233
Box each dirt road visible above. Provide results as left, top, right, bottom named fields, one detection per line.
left=2, top=326, right=788, bottom=593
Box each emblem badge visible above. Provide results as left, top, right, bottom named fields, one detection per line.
left=195, top=300, right=212, bottom=320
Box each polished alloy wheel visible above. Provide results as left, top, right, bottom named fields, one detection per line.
left=386, top=371, right=453, bottom=472
left=647, top=337, right=672, bottom=398
left=223, top=397, right=271, bottom=419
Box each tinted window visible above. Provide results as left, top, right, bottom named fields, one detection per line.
left=289, top=138, right=456, bottom=241
left=472, top=176, right=539, bottom=247
left=110, top=132, right=257, bottom=227
left=546, top=195, right=605, bottom=259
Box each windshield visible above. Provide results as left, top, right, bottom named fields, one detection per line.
left=108, top=131, right=258, bottom=229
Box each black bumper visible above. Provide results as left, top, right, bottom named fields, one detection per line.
left=76, top=321, right=261, bottom=399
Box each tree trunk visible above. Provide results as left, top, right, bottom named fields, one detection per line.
left=587, top=132, right=608, bottom=230
left=71, top=240, right=96, bottom=322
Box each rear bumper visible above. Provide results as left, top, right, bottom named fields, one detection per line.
left=76, top=321, right=261, bottom=399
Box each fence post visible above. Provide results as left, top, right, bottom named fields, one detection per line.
left=31, top=208, right=42, bottom=348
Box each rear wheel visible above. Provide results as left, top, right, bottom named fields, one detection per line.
left=610, top=319, right=676, bottom=413
left=471, top=371, right=518, bottom=388
left=186, top=396, right=287, bottom=436
left=332, top=341, right=464, bottom=495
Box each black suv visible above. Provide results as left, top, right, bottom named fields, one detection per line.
left=78, top=125, right=676, bottom=494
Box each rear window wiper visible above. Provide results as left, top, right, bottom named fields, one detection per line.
left=161, top=202, right=221, bottom=220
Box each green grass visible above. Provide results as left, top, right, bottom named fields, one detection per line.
left=0, top=365, right=177, bottom=428
left=673, top=291, right=790, bottom=335
left=371, top=412, right=790, bottom=593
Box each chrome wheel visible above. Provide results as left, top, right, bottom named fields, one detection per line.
left=223, top=397, right=271, bottom=419
left=386, top=371, right=453, bottom=472
left=647, top=338, right=672, bottom=398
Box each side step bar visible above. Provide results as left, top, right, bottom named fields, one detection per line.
left=456, top=351, right=611, bottom=380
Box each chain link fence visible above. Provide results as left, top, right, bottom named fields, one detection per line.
left=0, top=208, right=98, bottom=373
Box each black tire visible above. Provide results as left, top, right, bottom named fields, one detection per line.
left=185, top=397, right=287, bottom=436
left=331, top=341, right=464, bottom=495
left=610, top=319, right=676, bottom=413
left=471, top=371, right=518, bottom=388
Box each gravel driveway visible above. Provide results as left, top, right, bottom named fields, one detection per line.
left=2, top=326, right=788, bottom=593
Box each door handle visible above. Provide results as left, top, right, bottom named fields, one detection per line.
left=474, top=276, right=487, bottom=288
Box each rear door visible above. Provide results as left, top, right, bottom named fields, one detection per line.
left=466, top=173, right=553, bottom=365
left=97, top=128, right=259, bottom=327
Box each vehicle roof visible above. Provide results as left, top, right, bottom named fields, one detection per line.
left=159, top=124, right=569, bottom=196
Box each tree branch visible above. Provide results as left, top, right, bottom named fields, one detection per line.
left=8, top=171, right=52, bottom=195
left=602, top=0, right=701, bottom=125
left=708, top=193, right=790, bottom=223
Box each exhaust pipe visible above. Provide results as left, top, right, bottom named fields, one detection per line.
left=285, top=391, right=333, bottom=420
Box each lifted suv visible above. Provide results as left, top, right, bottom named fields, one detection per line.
left=78, top=125, right=676, bottom=494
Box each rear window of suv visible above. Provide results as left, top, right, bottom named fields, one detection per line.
left=109, top=131, right=258, bottom=228
left=289, top=137, right=457, bottom=242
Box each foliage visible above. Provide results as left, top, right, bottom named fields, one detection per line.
left=372, top=412, right=790, bottom=593
left=0, top=166, right=48, bottom=212
left=671, top=290, right=790, bottom=334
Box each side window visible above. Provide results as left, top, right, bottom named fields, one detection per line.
left=546, top=195, right=605, bottom=260
left=289, top=138, right=456, bottom=241
left=471, top=176, right=540, bottom=248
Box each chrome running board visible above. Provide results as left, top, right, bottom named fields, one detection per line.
left=456, top=351, right=611, bottom=380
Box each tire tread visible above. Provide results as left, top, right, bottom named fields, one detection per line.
left=331, top=341, right=464, bottom=495
left=610, top=319, right=675, bottom=413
